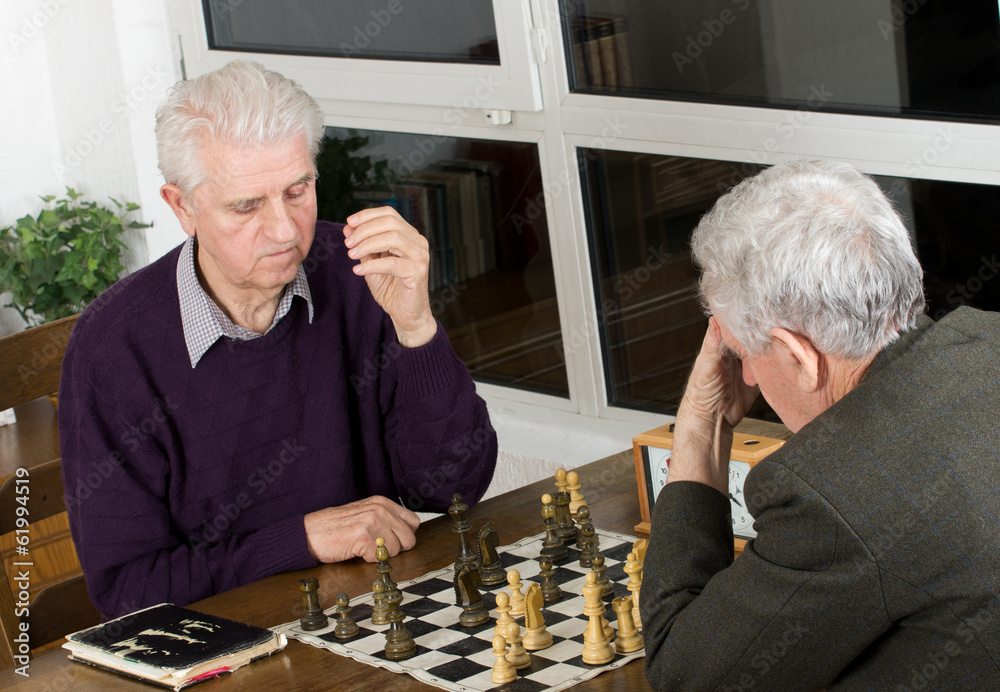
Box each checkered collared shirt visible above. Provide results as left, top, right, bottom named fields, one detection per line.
left=176, top=237, right=314, bottom=368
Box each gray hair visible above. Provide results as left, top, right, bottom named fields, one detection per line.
left=155, top=60, right=324, bottom=194
left=691, top=160, right=925, bottom=359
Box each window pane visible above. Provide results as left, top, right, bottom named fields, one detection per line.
left=562, top=1, right=1000, bottom=121
left=205, top=1, right=500, bottom=64
left=582, top=151, right=1000, bottom=416
left=318, top=128, right=567, bottom=396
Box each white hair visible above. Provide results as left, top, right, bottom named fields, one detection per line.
left=155, top=60, right=324, bottom=194
left=691, top=160, right=925, bottom=359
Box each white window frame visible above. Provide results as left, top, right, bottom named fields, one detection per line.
left=168, top=0, right=543, bottom=112
left=166, top=0, right=1000, bottom=434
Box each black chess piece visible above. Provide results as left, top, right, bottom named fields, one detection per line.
left=371, top=579, right=390, bottom=626
left=478, top=522, right=506, bottom=587
left=449, top=493, right=481, bottom=576
left=334, top=592, right=360, bottom=639
left=298, top=577, right=329, bottom=631
left=537, top=556, right=562, bottom=603
left=577, top=505, right=601, bottom=567
left=554, top=491, right=576, bottom=545
left=455, top=564, right=490, bottom=627
left=540, top=494, right=569, bottom=563
left=375, top=536, right=401, bottom=602
left=592, top=553, right=614, bottom=599
left=383, top=580, right=416, bottom=660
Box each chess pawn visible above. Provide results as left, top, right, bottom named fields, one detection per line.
left=371, top=579, right=390, bottom=626
left=334, top=592, right=359, bottom=639
left=575, top=504, right=595, bottom=550
left=507, top=569, right=526, bottom=618
left=504, top=621, right=531, bottom=670
left=554, top=466, right=568, bottom=495
left=522, top=583, right=553, bottom=651
left=566, top=470, right=587, bottom=517
left=494, top=591, right=516, bottom=639
left=491, top=634, right=517, bottom=685
left=537, top=556, right=562, bottom=603
left=592, top=553, right=614, bottom=598
left=612, top=596, right=644, bottom=653
left=581, top=572, right=614, bottom=665
left=624, top=552, right=642, bottom=629
left=298, top=577, right=329, bottom=631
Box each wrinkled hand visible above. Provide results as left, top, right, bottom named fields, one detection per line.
left=345, top=207, right=437, bottom=347
left=682, top=317, right=759, bottom=429
left=668, top=317, right=759, bottom=493
left=303, top=496, right=420, bottom=563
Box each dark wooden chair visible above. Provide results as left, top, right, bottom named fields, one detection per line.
left=0, top=314, right=100, bottom=669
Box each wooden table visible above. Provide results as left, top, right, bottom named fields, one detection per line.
left=0, top=449, right=653, bottom=691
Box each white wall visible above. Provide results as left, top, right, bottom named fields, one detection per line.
left=0, top=0, right=186, bottom=337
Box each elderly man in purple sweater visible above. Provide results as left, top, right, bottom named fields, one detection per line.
left=59, top=60, right=498, bottom=620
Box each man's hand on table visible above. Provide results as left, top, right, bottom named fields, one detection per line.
left=668, top=317, right=759, bottom=494
left=304, top=496, right=420, bottom=563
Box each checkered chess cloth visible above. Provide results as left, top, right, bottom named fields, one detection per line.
left=274, top=529, right=646, bottom=692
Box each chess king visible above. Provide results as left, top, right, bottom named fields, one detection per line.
left=60, top=59, right=498, bottom=620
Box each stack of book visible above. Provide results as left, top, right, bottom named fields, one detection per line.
left=568, top=12, right=634, bottom=91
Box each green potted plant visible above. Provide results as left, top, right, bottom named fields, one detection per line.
left=0, top=188, right=150, bottom=327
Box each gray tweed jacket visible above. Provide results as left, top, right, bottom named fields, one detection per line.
left=641, top=307, right=1000, bottom=691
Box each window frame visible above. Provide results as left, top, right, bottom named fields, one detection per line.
left=168, top=0, right=544, bottom=112
left=166, top=0, right=1000, bottom=429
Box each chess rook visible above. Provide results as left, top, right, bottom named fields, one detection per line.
left=298, top=577, right=329, bottom=631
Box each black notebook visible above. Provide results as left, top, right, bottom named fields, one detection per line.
left=62, top=603, right=287, bottom=690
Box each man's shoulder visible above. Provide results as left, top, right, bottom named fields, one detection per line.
left=68, top=244, right=184, bottom=370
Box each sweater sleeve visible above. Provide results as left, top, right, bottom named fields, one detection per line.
left=379, top=321, right=498, bottom=513
left=59, top=343, right=317, bottom=620
left=640, top=466, right=890, bottom=691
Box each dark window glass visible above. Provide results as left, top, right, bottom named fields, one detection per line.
left=205, top=1, right=500, bottom=64
left=581, top=150, right=1000, bottom=417
left=562, top=1, right=1000, bottom=122
left=318, top=128, right=567, bottom=396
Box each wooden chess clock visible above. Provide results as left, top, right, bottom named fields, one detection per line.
left=633, top=423, right=786, bottom=553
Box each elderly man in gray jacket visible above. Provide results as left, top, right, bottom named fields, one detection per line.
left=642, top=160, right=1000, bottom=691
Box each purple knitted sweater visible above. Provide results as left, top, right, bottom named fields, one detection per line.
left=59, top=221, right=497, bottom=619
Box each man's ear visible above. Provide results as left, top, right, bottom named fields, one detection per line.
left=160, top=184, right=197, bottom=238
left=770, top=328, right=821, bottom=393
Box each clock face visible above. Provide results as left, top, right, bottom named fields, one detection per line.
left=728, top=460, right=756, bottom=538
left=644, top=446, right=672, bottom=506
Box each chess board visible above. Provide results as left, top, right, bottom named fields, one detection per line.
left=275, top=529, right=645, bottom=692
